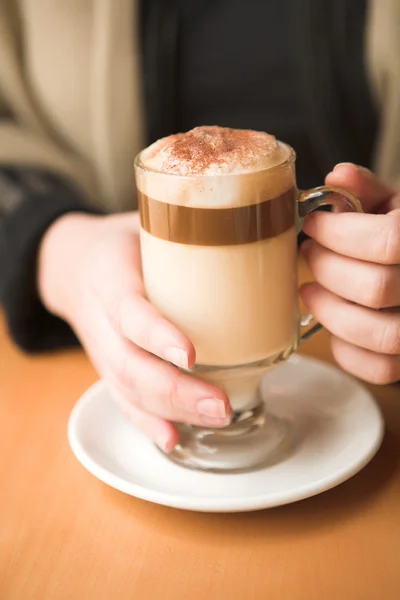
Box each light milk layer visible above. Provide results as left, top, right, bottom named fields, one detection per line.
left=140, top=226, right=299, bottom=367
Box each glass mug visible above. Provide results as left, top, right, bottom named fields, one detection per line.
left=135, top=143, right=361, bottom=472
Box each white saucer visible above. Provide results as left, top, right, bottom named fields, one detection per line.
left=68, top=355, right=384, bottom=513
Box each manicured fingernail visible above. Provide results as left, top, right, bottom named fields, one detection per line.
left=164, top=347, right=189, bottom=370
left=156, top=434, right=173, bottom=453
left=197, top=398, right=228, bottom=419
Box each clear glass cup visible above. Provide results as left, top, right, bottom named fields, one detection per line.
left=135, top=143, right=362, bottom=472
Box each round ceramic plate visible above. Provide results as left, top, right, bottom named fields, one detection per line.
left=68, top=355, right=384, bottom=513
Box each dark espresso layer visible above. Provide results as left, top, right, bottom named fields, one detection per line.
left=138, top=187, right=296, bottom=246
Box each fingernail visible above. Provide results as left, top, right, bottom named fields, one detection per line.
left=164, top=347, right=189, bottom=370
left=197, top=398, right=228, bottom=419
left=333, top=162, right=356, bottom=172
left=333, top=163, right=373, bottom=178
left=358, top=165, right=374, bottom=177
left=156, top=434, right=173, bottom=453
left=301, top=239, right=312, bottom=256
left=299, top=282, right=317, bottom=302
left=200, top=415, right=232, bottom=428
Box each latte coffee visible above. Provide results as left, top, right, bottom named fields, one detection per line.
left=136, top=126, right=298, bottom=371
left=135, top=125, right=362, bottom=472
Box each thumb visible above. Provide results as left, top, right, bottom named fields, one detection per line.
left=325, top=163, right=395, bottom=214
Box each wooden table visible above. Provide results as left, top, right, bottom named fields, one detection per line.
left=1, top=307, right=400, bottom=600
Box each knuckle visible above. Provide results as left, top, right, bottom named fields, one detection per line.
left=164, top=369, right=183, bottom=411
left=114, top=353, right=136, bottom=390
left=371, top=357, right=400, bottom=385
left=365, top=268, right=393, bottom=309
left=130, top=316, right=152, bottom=350
left=374, top=320, right=400, bottom=355
left=107, top=294, right=126, bottom=335
left=379, top=215, right=400, bottom=264
left=115, top=295, right=157, bottom=352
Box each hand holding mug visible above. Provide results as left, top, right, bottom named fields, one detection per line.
left=38, top=212, right=233, bottom=454
left=301, top=163, right=400, bottom=384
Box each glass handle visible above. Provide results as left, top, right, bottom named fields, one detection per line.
left=297, top=185, right=363, bottom=343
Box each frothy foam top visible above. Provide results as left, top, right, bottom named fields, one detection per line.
left=140, top=126, right=288, bottom=176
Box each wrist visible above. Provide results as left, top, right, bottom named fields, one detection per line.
left=38, top=212, right=102, bottom=320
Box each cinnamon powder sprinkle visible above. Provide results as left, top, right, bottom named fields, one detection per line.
left=143, top=126, right=283, bottom=176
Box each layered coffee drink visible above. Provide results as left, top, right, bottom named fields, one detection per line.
left=135, top=125, right=361, bottom=472
left=136, top=126, right=299, bottom=373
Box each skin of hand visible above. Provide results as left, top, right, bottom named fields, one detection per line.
left=38, top=162, right=399, bottom=453
left=300, top=163, right=400, bottom=385
left=38, top=212, right=233, bottom=453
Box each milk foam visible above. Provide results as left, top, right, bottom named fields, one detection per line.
left=136, top=127, right=294, bottom=208
left=141, top=126, right=288, bottom=176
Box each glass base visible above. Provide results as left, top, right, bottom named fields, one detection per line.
left=163, top=345, right=298, bottom=473
left=166, top=401, right=293, bottom=472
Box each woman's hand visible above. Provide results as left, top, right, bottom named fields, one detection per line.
left=38, top=212, right=232, bottom=451
left=301, top=163, right=400, bottom=384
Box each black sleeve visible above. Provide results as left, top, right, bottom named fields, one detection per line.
left=0, top=169, right=103, bottom=353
